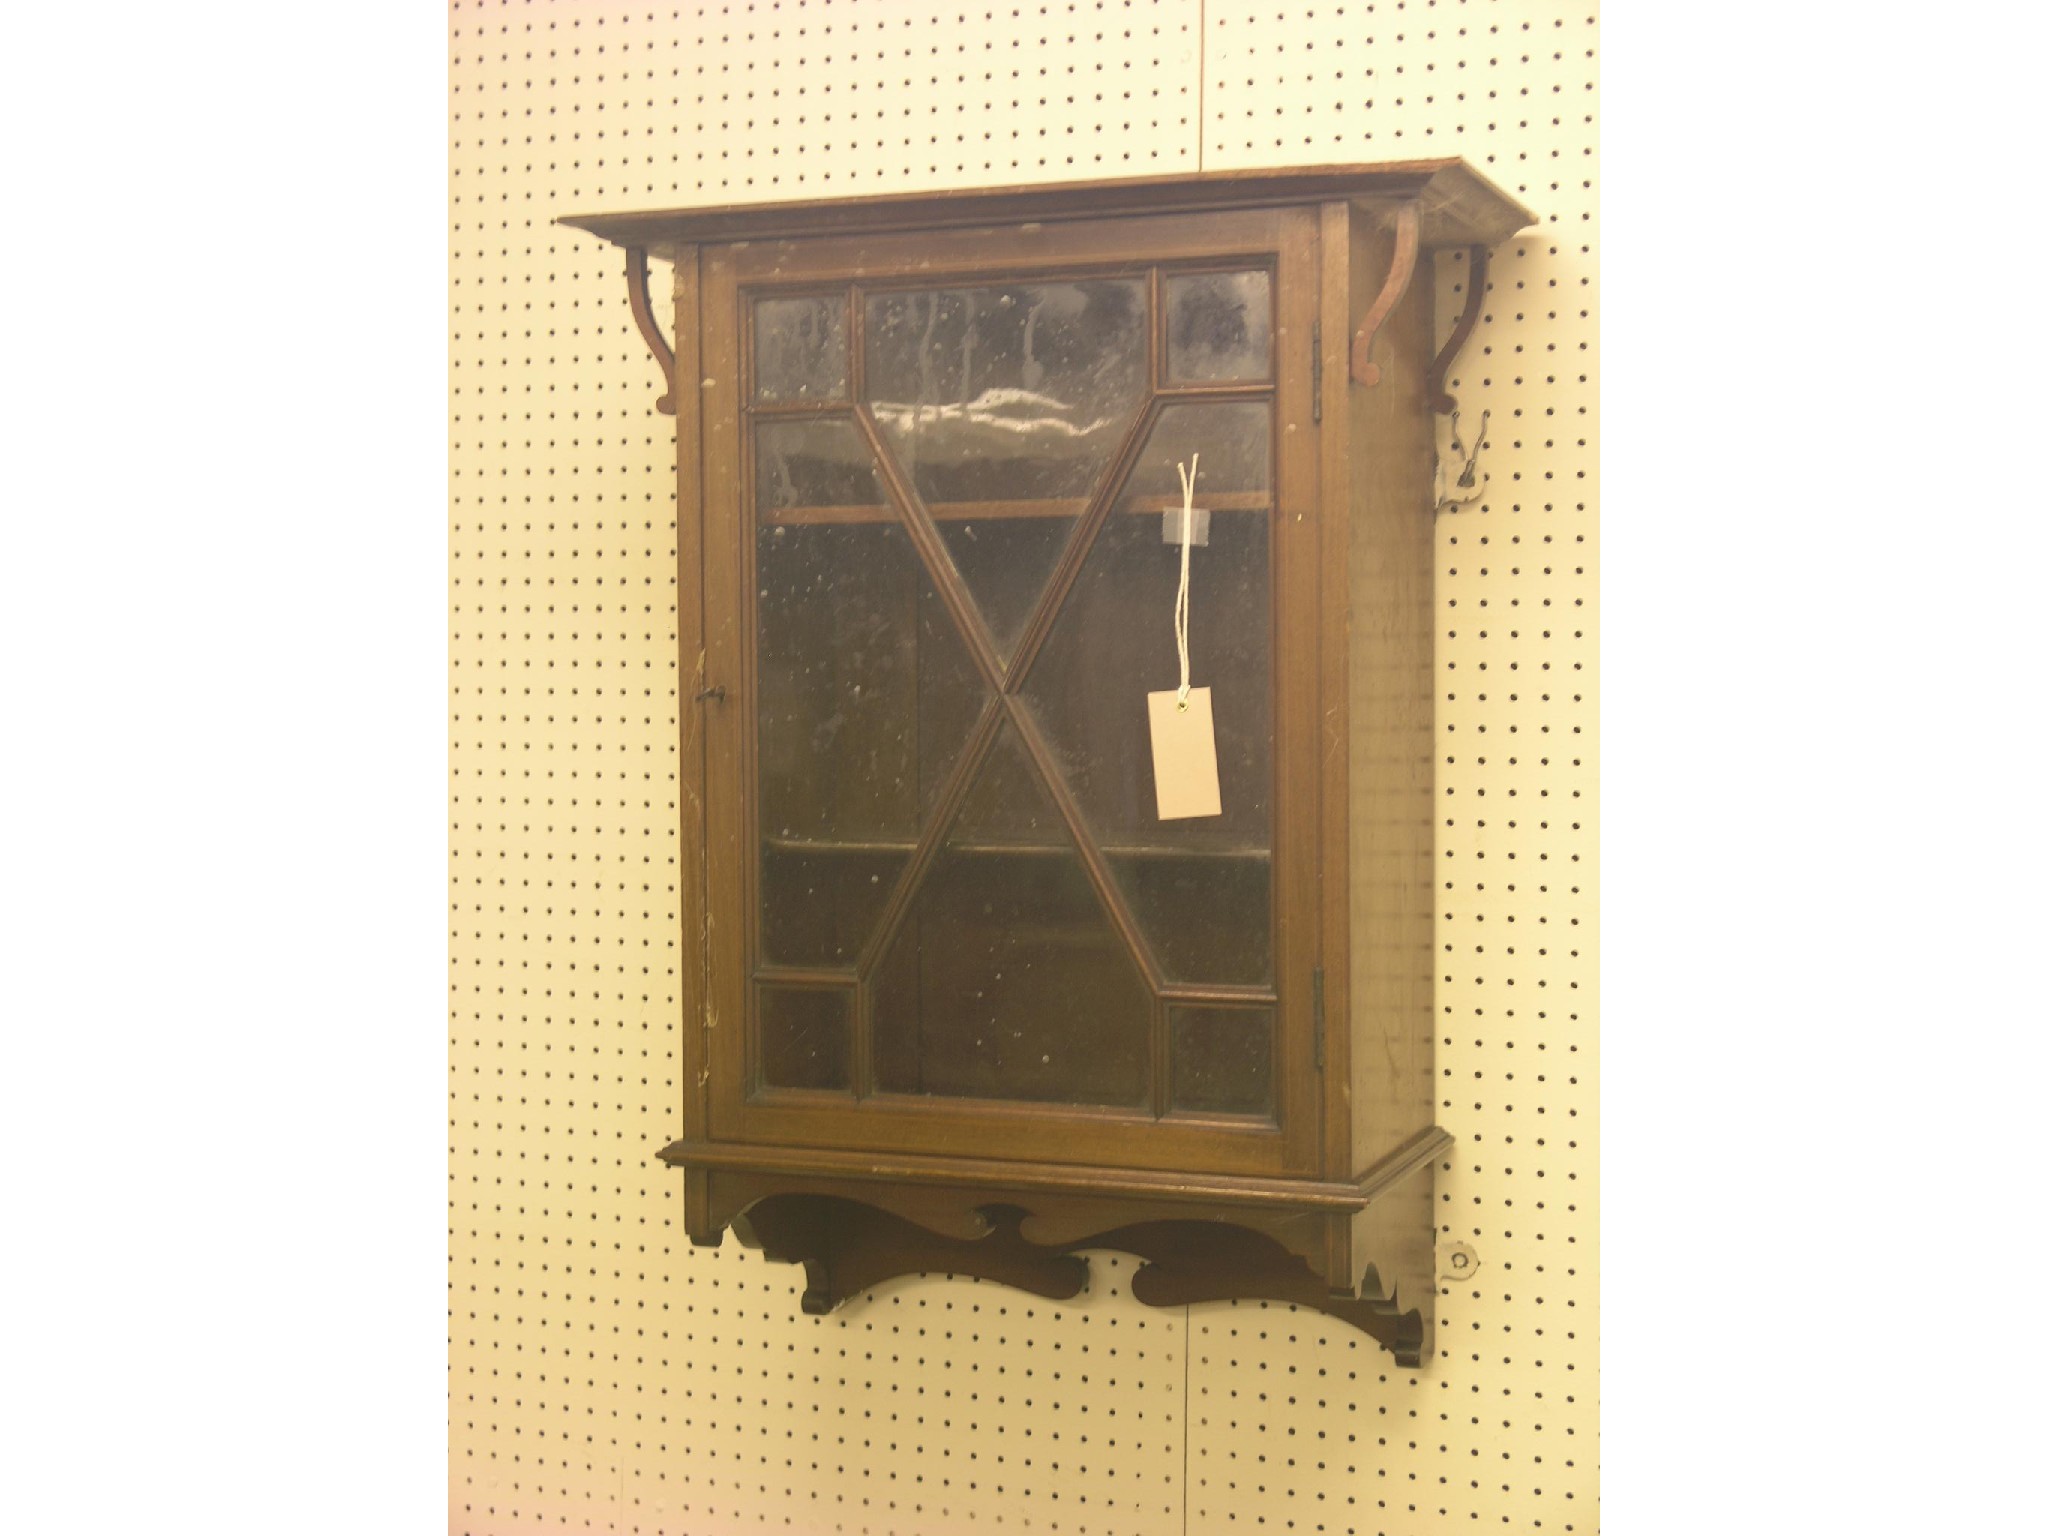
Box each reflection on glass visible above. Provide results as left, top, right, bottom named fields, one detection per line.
left=1165, top=270, right=1273, bottom=383
left=759, top=985, right=852, bottom=1091
left=756, top=418, right=886, bottom=522
left=865, top=280, right=1147, bottom=659
left=864, top=280, right=1146, bottom=501
left=754, top=294, right=848, bottom=402
left=1021, top=401, right=1274, bottom=985
left=871, top=723, right=1150, bottom=1106
left=1169, top=1005, right=1273, bottom=1117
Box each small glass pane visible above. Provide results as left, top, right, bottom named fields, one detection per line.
left=871, top=723, right=1151, bottom=1106
left=754, top=294, right=848, bottom=403
left=759, top=985, right=852, bottom=1091
left=1020, top=401, right=1274, bottom=985
left=1170, top=1005, right=1273, bottom=1117
left=1108, top=852, right=1270, bottom=988
left=1165, top=270, right=1273, bottom=383
left=865, top=279, right=1147, bottom=660
left=756, top=418, right=887, bottom=523
left=1117, top=398, right=1271, bottom=510
left=934, top=513, right=1074, bottom=663
left=760, top=845, right=905, bottom=968
left=864, top=280, right=1146, bottom=503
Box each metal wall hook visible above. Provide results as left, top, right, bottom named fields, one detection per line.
left=1435, top=408, right=1490, bottom=514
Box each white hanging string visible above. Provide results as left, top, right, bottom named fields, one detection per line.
left=1173, top=454, right=1199, bottom=710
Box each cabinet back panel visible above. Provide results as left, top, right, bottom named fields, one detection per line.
left=450, top=3, right=1598, bottom=1533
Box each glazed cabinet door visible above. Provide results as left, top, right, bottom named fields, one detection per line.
left=699, top=208, right=1324, bottom=1177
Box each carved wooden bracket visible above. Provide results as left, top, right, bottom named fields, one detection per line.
left=1428, top=244, right=1489, bottom=415
left=727, top=1194, right=1428, bottom=1366
left=624, top=246, right=676, bottom=415
left=1349, top=202, right=1420, bottom=387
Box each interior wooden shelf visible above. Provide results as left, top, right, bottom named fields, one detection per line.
left=765, top=836, right=1273, bottom=861
left=759, top=491, right=1273, bottom=527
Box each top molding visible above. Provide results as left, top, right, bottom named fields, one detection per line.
left=559, top=159, right=1535, bottom=257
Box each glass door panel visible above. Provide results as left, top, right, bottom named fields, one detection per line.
left=740, top=255, right=1290, bottom=1132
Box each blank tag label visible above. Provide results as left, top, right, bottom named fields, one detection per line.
left=1147, top=687, right=1222, bottom=820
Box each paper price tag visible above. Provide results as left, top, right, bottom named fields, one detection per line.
left=1147, top=687, right=1222, bottom=820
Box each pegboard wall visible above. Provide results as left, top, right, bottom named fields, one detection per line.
left=450, top=3, right=1597, bottom=1532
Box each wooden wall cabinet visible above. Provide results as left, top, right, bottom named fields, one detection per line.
left=564, top=162, right=1531, bottom=1365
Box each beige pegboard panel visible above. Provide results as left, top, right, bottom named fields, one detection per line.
left=672, top=0, right=1203, bottom=201
left=453, top=2, right=1596, bottom=1533
left=461, top=0, right=1205, bottom=214
left=1195, top=3, right=1599, bottom=1532
left=615, top=1254, right=1188, bottom=1534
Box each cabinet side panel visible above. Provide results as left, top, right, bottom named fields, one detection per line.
left=674, top=248, right=710, bottom=1163
left=698, top=249, right=749, bottom=1139
left=1346, top=214, right=1436, bottom=1195
left=1314, top=199, right=1356, bottom=1294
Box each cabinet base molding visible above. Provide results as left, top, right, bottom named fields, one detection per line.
left=684, top=1158, right=1440, bottom=1366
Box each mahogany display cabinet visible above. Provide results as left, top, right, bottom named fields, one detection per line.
left=563, top=161, right=1532, bottom=1365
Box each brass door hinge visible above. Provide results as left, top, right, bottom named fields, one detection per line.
left=1312, top=965, right=1326, bottom=1071
left=1311, top=320, right=1323, bottom=426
